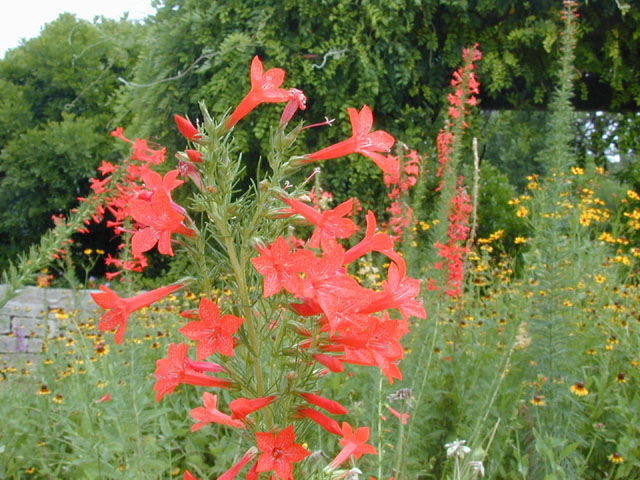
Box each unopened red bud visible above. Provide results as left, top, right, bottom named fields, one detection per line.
left=186, top=149, right=203, bottom=163
left=174, top=114, right=201, bottom=141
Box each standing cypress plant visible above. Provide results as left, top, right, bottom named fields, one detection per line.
left=425, top=45, right=482, bottom=299
left=519, top=2, right=602, bottom=477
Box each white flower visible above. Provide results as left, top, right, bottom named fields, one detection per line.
left=345, top=468, right=363, bottom=480
left=445, top=439, right=471, bottom=459
left=469, top=460, right=485, bottom=478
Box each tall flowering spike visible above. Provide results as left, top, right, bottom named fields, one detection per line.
left=329, top=422, right=377, bottom=469
left=153, top=343, right=231, bottom=402
left=130, top=189, right=194, bottom=257
left=91, top=284, right=182, bottom=344
left=433, top=181, right=473, bottom=298
left=225, top=56, right=291, bottom=129
left=179, top=297, right=244, bottom=360
left=174, top=114, right=201, bottom=141
left=255, top=425, right=310, bottom=480
left=190, top=392, right=243, bottom=431
left=304, top=105, right=395, bottom=174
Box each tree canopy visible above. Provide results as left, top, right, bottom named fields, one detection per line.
left=0, top=0, right=638, bottom=272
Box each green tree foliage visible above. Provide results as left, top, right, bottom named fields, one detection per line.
left=0, top=115, right=109, bottom=251
left=0, top=13, right=144, bottom=269
left=114, top=0, right=639, bottom=207
left=2, top=1, right=639, bottom=275
left=478, top=110, right=548, bottom=191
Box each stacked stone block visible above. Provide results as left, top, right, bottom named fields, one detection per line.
left=0, top=285, right=98, bottom=355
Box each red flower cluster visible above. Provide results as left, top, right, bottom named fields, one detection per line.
left=151, top=280, right=381, bottom=478
left=561, top=0, right=580, bottom=21
left=433, top=179, right=473, bottom=297
left=252, top=197, right=425, bottom=383
left=382, top=148, right=422, bottom=241
left=88, top=129, right=194, bottom=279
left=436, top=44, right=482, bottom=182
left=89, top=55, right=424, bottom=480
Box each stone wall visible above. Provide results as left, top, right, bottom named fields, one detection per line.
left=0, top=285, right=98, bottom=355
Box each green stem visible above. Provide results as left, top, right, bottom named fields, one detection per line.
left=405, top=310, right=440, bottom=459
left=377, top=375, right=384, bottom=480
left=393, top=399, right=407, bottom=479
left=221, top=231, right=265, bottom=400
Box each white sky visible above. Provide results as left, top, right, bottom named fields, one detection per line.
left=1, top=0, right=157, bottom=58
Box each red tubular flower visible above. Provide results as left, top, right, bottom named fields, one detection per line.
left=331, top=313, right=406, bottom=383
left=386, top=406, right=410, bottom=424
left=140, top=169, right=184, bottom=196
left=179, top=297, right=244, bottom=360
left=225, top=56, right=291, bottom=129
left=184, top=471, right=198, bottom=480
left=280, top=88, right=307, bottom=125
left=190, top=392, right=243, bottom=431
left=174, top=114, right=201, bottom=141
left=245, top=462, right=258, bottom=480
left=255, top=425, right=310, bottom=480
left=98, top=160, right=117, bottom=175
left=360, top=260, right=425, bottom=321
left=229, top=396, right=277, bottom=420
left=178, top=160, right=203, bottom=191
left=296, top=408, right=342, bottom=435
left=184, top=358, right=226, bottom=374
left=250, top=236, right=315, bottom=297
left=130, top=139, right=166, bottom=165
left=185, top=149, right=202, bottom=163
left=304, top=105, right=395, bottom=174
left=96, top=393, right=111, bottom=403
left=280, top=196, right=358, bottom=249
left=111, top=126, right=131, bottom=143
left=300, top=392, right=348, bottom=415
left=91, top=284, right=182, bottom=344
left=343, top=210, right=394, bottom=264
left=130, top=189, right=194, bottom=257
left=217, top=447, right=259, bottom=480
left=329, top=422, right=377, bottom=469
left=312, top=353, right=345, bottom=372
left=153, top=343, right=231, bottom=402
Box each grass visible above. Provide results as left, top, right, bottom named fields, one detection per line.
left=2, top=170, right=640, bottom=479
